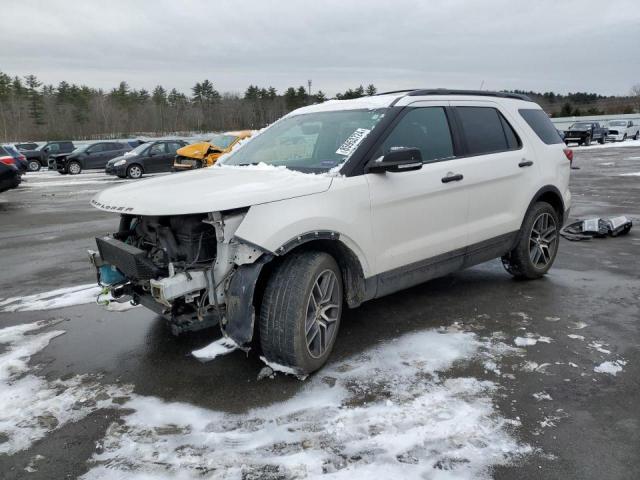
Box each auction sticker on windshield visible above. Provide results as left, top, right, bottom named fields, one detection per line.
left=336, top=128, right=371, bottom=157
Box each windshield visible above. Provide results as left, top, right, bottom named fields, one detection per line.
left=571, top=123, right=592, bottom=129
left=127, top=142, right=151, bottom=155
left=208, top=134, right=238, bottom=149
left=609, top=121, right=626, bottom=126
left=223, top=109, right=387, bottom=172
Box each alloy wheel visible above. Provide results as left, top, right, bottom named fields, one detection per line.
left=529, top=212, right=558, bottom=269
left=305, top=269, right=340, bottom=358
left=69, top=162, right=81, bottom=174
left=129, top=165, right=142, bottom=178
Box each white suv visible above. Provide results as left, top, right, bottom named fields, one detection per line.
left=89, top=89, right=572, bottom=373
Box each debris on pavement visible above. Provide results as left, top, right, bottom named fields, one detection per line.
left=560, top=216, right=633, bottom=241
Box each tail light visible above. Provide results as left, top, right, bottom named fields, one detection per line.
left=0, top=156, right=15, bottom=165
left=563, top=148, right=573, bottom=165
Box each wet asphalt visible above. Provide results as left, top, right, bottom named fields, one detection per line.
left=0, top=149, right=639, bottom=479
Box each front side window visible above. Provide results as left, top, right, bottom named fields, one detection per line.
left=87, top=144, right=105, bottom=154
left=457, top=107, right=521, bottom=155
left=223, top=109, right=388, bottom=173
left=376, top=107, right=454, bottom=162
left=149, top=143, right=166, bottom=155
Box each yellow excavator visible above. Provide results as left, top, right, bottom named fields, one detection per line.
left=173, top=130, right=252, bottom=171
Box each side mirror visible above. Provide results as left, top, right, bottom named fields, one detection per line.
left=367, top=148, right=423, bottom=173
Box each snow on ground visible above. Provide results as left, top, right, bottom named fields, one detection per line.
left=191, top=337, right=239, bottom=362
left=0, top=321, right=131, bottom=454
left=83, top=329, right=531, bottom=479
left=514, top=334, right=552, bottom=347
left=594, top=360, right=626, bottom=376
left=0, top=284, right=101, bottom=313
left=573, top=138, right=640, bottom=151
left=619, top=172, right=640, bottom=177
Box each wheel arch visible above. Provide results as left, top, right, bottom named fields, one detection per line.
left=526, top=185, right=566, bottom=225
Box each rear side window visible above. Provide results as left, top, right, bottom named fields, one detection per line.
left=456, top=107, right=521, bottom=155
left=519, top=109, right=563, bottom=145
left=379, top=107, right=454, bottom=163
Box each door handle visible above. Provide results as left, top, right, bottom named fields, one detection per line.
left=518, top=160, right=534, bottom=168
left=441, top=173, right=463, bottom=183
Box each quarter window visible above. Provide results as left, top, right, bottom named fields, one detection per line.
left=379, top=107, right=454, bottom=163
left=457, top=107, right=521, bottom=155
left=518, top=108, right=563, bottom=145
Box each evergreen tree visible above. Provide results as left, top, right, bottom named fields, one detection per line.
left=365, top=84, right=377, bottom=96
left=24, top=74, right=45, bottom=126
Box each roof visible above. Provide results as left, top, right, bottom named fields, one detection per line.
left=289, top=89, right=533, bottom=116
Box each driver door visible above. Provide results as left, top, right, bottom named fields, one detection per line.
left=146, top=142, right=169, bottom=173
left=86, top=144, right=107, bottom=168
left=366, top=103, right=471, bottom=296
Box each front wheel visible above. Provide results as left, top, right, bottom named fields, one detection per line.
left=260, top=251, right=343, bottom=374
left=27, top=160, right=41, bottom=172
left=598, top=135, right=605, bottom=144
left=634, top=131, right=639, bottom=140
left=68, top=161, right=81, bottom=175
left=502, top=202, right=560, bottom=280
left=583, top=136, right=591, bottom=146
left=127, top=164, right=143, bottom=179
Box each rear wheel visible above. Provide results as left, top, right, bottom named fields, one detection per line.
left=127, top=164, right=143, bottom=179
left=27, top=160, right=41, bottom=172
left=68, top=161, right=81, bottom=175
left=260, top=251, right=343, bottom=374
left=502, top=202, right=560, bottom=280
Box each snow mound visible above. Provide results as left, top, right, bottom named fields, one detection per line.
left=83, top=329, right=531, bottom=479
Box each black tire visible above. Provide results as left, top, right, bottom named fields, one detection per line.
left=27, top=160, right=41, bottom=172
left=58, top=171, right=68, bottom=175
left=583, top=135, right=591, bottom=146
left=127, top=163, right=143, bottom=179
left=623, top=134, right=627, bottom=142
left=598, top=135, right=605, bottom=145
left=634, top=131, right=639, bottom=140
left=68, top=161, right=81, bottom=175
left=502, top=202, right=560, bottom=280
left=260, top=251, right=343, bottom=374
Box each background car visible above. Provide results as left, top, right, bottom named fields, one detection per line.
left=15, top=142, right=39, bottom=151
left=106, top=140, right=188, bottom=178
left=55, top=141, right=131, bottom=175
left=21, top=141, right=76, bottom=171
left=563, top=121, right=607, bottom=146
left=0, top=161, right=21, bottom=193
left=1, top=145, right=28, bottom=173
left=606, top=120, right=640, bottom=142
left=173, top=131, right=252, bottom=171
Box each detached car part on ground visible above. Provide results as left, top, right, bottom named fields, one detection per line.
left=89, top=89, right=572, bottom=374
left=173, top=131, right=252, bottom=171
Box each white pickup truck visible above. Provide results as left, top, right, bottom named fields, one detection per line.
left=606, top=120, right=640, bottom=142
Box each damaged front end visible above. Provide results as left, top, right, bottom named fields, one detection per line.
left=89, top=210, right=270, bottom=341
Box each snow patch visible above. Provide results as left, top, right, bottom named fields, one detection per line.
left=619, top=172, right=640, bottom=177
left=594, top=360, right=626, bottom=376
left=532, top=392, right=553, bottom=401
left=567, top=334, right=585, bottom=341
left=514, top=334, right=552, bottom=347
left=588, top=341, right=611, bottom=354
left=259, top=356, right=307, bottom=380
left=0, top=284, right=100, bottom=312
left=0, top=321, right=131, bottom=454
left=191, top=337, right=239, bottom=362
left=83, top=329, right=531, bottom=479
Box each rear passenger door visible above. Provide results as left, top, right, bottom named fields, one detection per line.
left=450, top=101, right=537, bottom=247
left=366, top=103, right=471, bottom=292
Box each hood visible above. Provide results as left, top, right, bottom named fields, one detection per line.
left=107, top=155, right=127, bottom=166
left=91, top=166, right=333, bottom=216
left=176, top=141, right=219, bottom=160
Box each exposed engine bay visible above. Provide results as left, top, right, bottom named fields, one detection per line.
left=90, top=210, right=265, bottom=335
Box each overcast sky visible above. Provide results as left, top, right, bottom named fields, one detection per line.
left=2, top=0, right=639, bottom=97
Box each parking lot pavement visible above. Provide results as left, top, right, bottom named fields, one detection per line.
left=0, top=151, right=638, bottom=479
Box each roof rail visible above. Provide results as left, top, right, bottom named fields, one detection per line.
left=374, top=89, right=421, bottom=96
left=406, top=89, right=532, bottom=101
